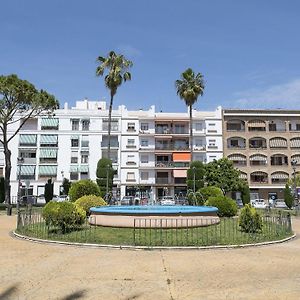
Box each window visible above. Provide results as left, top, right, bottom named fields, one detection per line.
left=71, top=151, right=78, bottom=163
left=126, top=172, right=135, bottom=181
left=141, top=139, right=149, bottom=147
left=208, top=139, right=216, bottom=146
left=195, top=139, right=203, bottom=147
left=209, top=156, right=217, bottom=160
left=141, top=172, right=149, bottom=180
left=70, top=173, right=79, bottom=180
left=141, top=155, right=149, bottom=163
left=71, top=137, right=79, bottom=147
left=208, top=123, right=215, bottom=126
left=127, top=139, right=136, bottom=148
left=82, top=119, right=90, bottom=131
left=195, top=123, right=203, bottom=131
left=141, top=123, right=149, bottom=131
left=127, top=154, right=136, bottom=165
left=103, top=119, right=119, bottom=131
left=81, top=135, right=89, bottom=148
left=81, top=153, right=89, bottom=164
left=71, top=119, right=79, bottom=131
left=127, top=122, right=135, bottom=132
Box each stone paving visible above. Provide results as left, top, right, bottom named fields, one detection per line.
left=1, top=215, right=300, bottom=299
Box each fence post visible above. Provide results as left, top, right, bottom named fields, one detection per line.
left=287, top=213, right=292, bottom=233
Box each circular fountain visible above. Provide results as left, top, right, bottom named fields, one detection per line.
left=89, top=205, right=219, bottom=228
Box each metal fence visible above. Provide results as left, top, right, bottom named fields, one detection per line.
left=16, top=211, right=292, bottom=247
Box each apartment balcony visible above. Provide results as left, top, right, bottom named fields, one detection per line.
left=156, top=178, right=172, bottom=184
left=101, top=142, right=119, bottom=148
left=155, top=144, right=189, bottom=151
left=155, top=162, right=189, bottom=168
left=155, top=128, right=189, bottom=135
left=21, top=158, right=36, bottom=164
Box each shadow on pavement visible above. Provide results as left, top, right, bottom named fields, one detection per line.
left=0, top=284, right=19, bottom=300
left=61, top=289, right=87, bottom=300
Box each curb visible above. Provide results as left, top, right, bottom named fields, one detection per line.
left=12, top=231, right=296, bottom=251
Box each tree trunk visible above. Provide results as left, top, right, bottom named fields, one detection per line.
left=189, top=104, right=193, bottom=161
left=4, top=143, right=12, bottom=215
left=107, top=93, right=114, bottom=161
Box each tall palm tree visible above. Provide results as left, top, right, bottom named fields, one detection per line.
left=96, top=51, right=133, bottom=159
left=175, top=68, right=205, bottom=161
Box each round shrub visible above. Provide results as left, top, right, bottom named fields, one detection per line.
left=239, top=204, right=262, bottom=233
left=42, top=201, right=86, bottom=232
left=75, top=195, right=107, bottom=215
left=206, top=196, right=238, bottom=217
left=68, top=179, right=101, bottom=202
left=199, top=186, right=223, bottom=202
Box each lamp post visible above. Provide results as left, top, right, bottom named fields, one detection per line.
left=106, top=165, right=110, bottom=200
left=192, top=166, right=196, bottom=193
left=60, top=170, right=64, bottom=195
left=291, top=159, right=298, bottom=208
left=17, top=157, right=24, bottom=216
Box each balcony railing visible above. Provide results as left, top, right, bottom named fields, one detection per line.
left=155, top=144, right=189, bottom=151
left=103, top=125, right=119, bottom=131
left=155, top=129, right=189, bottom=134
left=21, top=158, right=36, bottom=164
left=156, top=178, right=171, bottom=184
left=155, top=162, right=189, bottom=168
left=101, top=142, right=119, bottom=148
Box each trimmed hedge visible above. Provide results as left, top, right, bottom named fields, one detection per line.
left=42, top=201, right=86, bottom=232
left=206, top=196, right=238, bottom=217
left=199, top=186, right=223, bottom=202
left=239, top=204, right=262, bottom=233
left=75, top=195, right=107, bottom=215
left=68, top=179, right=101, bottom=202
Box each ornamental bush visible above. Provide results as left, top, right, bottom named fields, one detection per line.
left=199, top=186, right=223, bottom=202
left=68, top=179, right=101, bottom=202
left=239, top=204, right=262, bottom=233
left=75, top=195, right=107, bottom=215
left=42, top=201, right=86, bottom=232
left=206, top=196, right=238, bottom=217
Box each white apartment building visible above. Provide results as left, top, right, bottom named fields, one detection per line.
left=1, top=99, right=223, bottom=201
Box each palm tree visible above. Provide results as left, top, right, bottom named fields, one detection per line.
left=96, top=51, right=133, bottom=159
left=175, top=68, right=205, bottom=161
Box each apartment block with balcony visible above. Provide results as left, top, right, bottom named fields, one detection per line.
left=223, top=109, right=300, bottom=202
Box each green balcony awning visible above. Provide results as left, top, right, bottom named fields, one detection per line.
left=18, top=165, right=35, bottom=175
left=80, top=165, right=89, bottom=172
left=19, top=135, right=37, bottom=145
left=39, top=148, right=58, bottom=158
left=39, top=165, right=57, bottom=176
left=70, top=165, right=79, bottom=172
left=71, top=135, right=79, bottom=140
left=40, top=135, right=58, bottom=145
left=41, top=118, right=59, bottom=128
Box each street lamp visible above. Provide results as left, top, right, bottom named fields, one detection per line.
left=291, top=158, right=298, bottom=208
left=60, top=170, right=64, bottom=195
left=17, top=157, right=24, bottom=215
left=192, top=166, right=196, bottom=193
left=106, top=165, right=110, bottom=200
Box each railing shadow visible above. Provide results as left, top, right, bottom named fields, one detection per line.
left=0, top=284, right=19, bottom=299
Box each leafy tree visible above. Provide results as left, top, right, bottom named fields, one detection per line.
left=287, top=174, right=300, bottom=187
left=205, top=158, right=241, bottom=195
left=96, top=158, right=115, bottom=197
left=68, top=179, right=101, bottom=202
left=239, top=182, right=250, bottom=205
left=0, top=177, right=4, bottom=203
left=206, top=196, right=238, bottom=217
left=0, top=74, right=58, bottom=214
left=284, top=183, right=294, bottom=209
left=96, top=51, right=133, bottom=160
left=175, top=68, right=205, bottom=160
left=199, top=186, right=223, bottom=202
left=186, top=161, right=205, bottom=191
left=44, top=179, right=54, bottom=203
left=239, top=204, right=262, bottom=233
left=62, top=178, right=71, bottom=195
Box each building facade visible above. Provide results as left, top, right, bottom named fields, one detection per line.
left=223, top=109, right=300, bottom=202
left=2, top=100, right=223, bottom=202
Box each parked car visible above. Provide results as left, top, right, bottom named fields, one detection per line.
left=53, top=195, right=69, bottom=202
left=236, top=199, right=244, bottom=208
left=121, top=196, right=134, bottom=206
left=251, top=199, right=269, bottom=209
left=274, top=200, right=288, bottom=209
left=160, top=196, right=176, bottom=206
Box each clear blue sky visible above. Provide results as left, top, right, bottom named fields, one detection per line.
left=1, top=0, right=300, bottom=111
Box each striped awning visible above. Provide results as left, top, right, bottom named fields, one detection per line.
left=291, top=138, right=300, bottom=148
left=39, top=148, right=58, bottom=158
left=239, top=172, right=247, bottom=179
left=173, top=169, right=187, bottom=178
left=80, top=165, right=89, bottom=172
left=249, top=154, right=267, bottom=161
left=18, top=165, right=35, bottom=175
left=40, top=135, right=58, bottom=145
left=251, top=171, right=268, bottom=176
left=228, top=154, right=246, bottom=161
left=269, top=138, right=287, bottom=148
left=70, top=165, right=79, bottom=172
left=271, top=172, right=289, bottom=179
left=19, top=135, right=37, bottom=145
left=41, top=118, right=59, bottom=128
left=39, top=165, right=57, bottom=176
left=248, top=120, right=266, bottom=127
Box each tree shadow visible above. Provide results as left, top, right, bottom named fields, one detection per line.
left=61, top=289, right=87, bottom=300
left=0, top=284, right=19, bottom=299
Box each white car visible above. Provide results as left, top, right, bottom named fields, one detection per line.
left=160, top=196, right=175, bottom=206
left=251, top=199, right=269, bottom=209
left=274, top=200, right=288, bottom=209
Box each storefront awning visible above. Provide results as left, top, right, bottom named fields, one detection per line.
left=39, top=165, right=57, bottom=176
left=173, top=152, right=191, bottom=162
left=173, top=169, right=187, bottom=178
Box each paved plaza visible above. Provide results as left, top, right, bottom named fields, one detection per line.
left=1, top=215, right=300, bottom=300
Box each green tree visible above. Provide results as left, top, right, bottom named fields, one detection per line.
left=68, top=179, right=101, bottom=202
left=0, top=177, right=4, bottom=203
left=96, top=51, right=133, bottom=160
left=0, top=74, right=58, bottom=214
left=62, top=178, right=71, bottom=195
left=205, top=158, right=241, bottom=195
left=199, top=186, right=223, bottom=202
left=284, top=183, right=294, bottom=209
left=44, top=179, right=54, bottom=203
left=186, top=161, right=205, bottom=191
left=175, top=68, right=205, bottom=160
left=239, top=182, right=250, bottom=205
left=96, top=158, right=115, bottom=197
